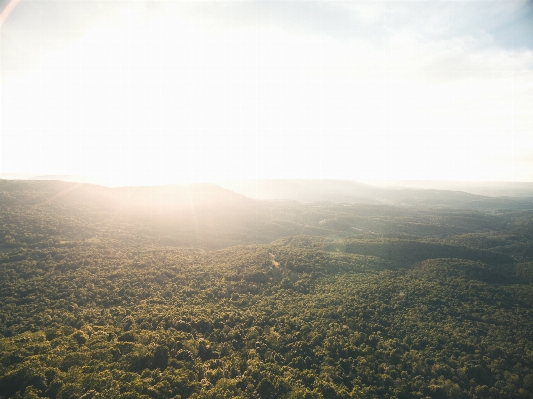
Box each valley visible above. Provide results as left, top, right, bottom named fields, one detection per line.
left=0, top=179, right=532, bottom=398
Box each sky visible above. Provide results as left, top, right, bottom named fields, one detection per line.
left=1, top=0, right=533, bottom=186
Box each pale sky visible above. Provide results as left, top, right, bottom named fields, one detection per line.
left=1, top=0, right=533, bottom=186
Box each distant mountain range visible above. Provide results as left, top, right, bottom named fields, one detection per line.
left=220, top=179, right=533, bottom=209
left=1, top=175, right=533, bottom=209
left=372, top=180, right=533, bottom=197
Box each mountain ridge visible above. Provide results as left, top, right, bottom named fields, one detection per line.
left=2, top=177, right=533, bottom=210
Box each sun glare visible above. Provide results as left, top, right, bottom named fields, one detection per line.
left=1, top=1, right=532, bottom=184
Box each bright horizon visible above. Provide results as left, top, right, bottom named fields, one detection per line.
left=1, top=1, right=533, bottom=186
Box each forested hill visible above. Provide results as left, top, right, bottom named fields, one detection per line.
left=0, top=180, right=266, bottom=249
left=1, top=179, right=533, bottom=398
left=0, top=180, right=253, bottom=211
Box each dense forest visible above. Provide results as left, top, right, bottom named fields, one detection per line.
left=1, top=179, right=533, bottom=399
